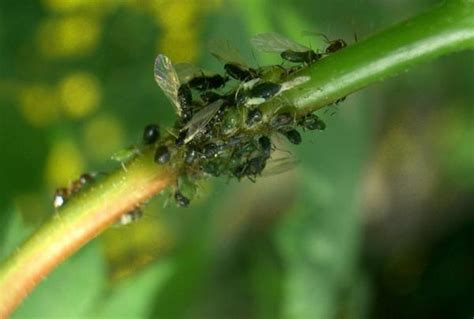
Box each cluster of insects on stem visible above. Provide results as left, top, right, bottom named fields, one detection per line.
left=53, top=32, right=347, bottom=223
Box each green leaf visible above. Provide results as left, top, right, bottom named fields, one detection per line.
left=12, top=241, right=106, bottom=319
left=89, top=259, right=174, bottom=319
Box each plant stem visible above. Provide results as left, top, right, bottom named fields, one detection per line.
left=261, top=0, right=474, bottom=115
left=0, top=149, right=176, bottom=318
left=0, top=1, right=473, bottom=317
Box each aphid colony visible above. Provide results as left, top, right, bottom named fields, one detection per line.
left=53, top=32, right=346, bottom=219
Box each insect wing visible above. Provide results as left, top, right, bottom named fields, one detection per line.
left=262, top=156, right=299, bottom=177
left=154, top=54, right=182, bottom=116
left=183, top=99, right=224, bottom=144
left=173, top=62, right=202, bottom=83
left=208, top=39, right=248, bottom=66
left=251, top=32, right=310, bottom=53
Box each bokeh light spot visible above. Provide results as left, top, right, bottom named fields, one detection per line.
left=42, top=0, right=114, bottom=13
left=159, top=32, right=199, bottom=62
left=45, top=139, right=85, bottom=189
left=59, top=71, right=101, bottom=119
left=82, top=113, right=124, bottom=161
left=153, top=1, right=203, bottom=62
left=37, top=15, right=101, bottom=58
left=19, top=84, right=60, bottom=127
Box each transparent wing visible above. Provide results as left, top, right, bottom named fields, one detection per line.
left=174, top=62, right=202, bottom=83
left=208, top=39, right=248, bottom=66
left=174, top=62, right=219, bottom=83
left=251, top=32, right=310, bottom=53
left=262, top=156, right=299, bottom=177
left=154, top=54, right=182, bottom=116
left=183, top=99, right=224, bottom=144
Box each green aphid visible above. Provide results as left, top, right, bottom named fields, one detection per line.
left=221, top=111, right=240, bottom=136
left=111, top=146, right=140, bottom=170
left=258, top=65, right=287, bottom=83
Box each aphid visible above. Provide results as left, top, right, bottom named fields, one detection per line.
left=209, top=39, right=258, bottom=81
left=298, top=114, right=326, bottom=130
left=117, top=208, right=143, bottom=225
left=236, top=80, right=282, bottom=107
left=232, top=163, right=247, bottom=180
left=174, top=190, right=190, bottom=207
left=232, top=140, right=258, bottom=159
left=175, top=130, right=188, bottom=146
left=247, top=156, right=267, bottom=176
left=184, top=146, right=197, bottom=164
left=188, top=74, right=228, bottom=91
left=251, top=32, right=322, bottom=64
left=154, top=145, right=171, bottom=164
left=111, top=146, right=140, bottom=164
left=257, top=64, right=289, bottom=82
left=226, top=134, right=246, bottom=147
left=177, top=84, right=193, bottom=117
left=53, top=173, right=96, bottom=209
left=270, top=112, right=293, bottom=128
left=302, top=31, right=347, bottom=54
left=202, top=142, right=219, bottom=158
left=232, top=155, right=268, bottom=182
left=53, top=187, right=69, bottom=209
left=174, top=62, right=228, bottom=91
left=258, top=135, right=272, bottom=157
left=250, top=82, right=282, bottom=100
left=200, top=91, right=222, bottom=104
left=221, top=111, right=240, bottom=136
left=281, top=129, right=302, bottom=145
left=325, top=38, right=347, bottom=53
left=182, top=99, right=224, bottom=144
left=72, top=173, right=95, bottom=190
left=201, top=91, right=235, bottom=107
left=280, top=50, right=322, bottom=64
left=143, top=124, right=160, bottom=145
left=154, top=54, right=185, bottom=118
left=246, top=108, right=263, bottom=127
left=224, top=63, right=257, bottom=81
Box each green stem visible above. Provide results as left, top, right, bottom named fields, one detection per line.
left=262, top=0, right=474, bottom=115
left=0, top=1, right=473, bottom=317
left=0, top=149, right=176, bottom=318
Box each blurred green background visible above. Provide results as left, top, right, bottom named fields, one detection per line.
left=0, top=0, right=472, bottom=318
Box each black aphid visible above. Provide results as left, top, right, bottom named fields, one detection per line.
left=325, top=39, right=347, bottom=54
left=246, top=108, right=263, bottom=127
left=177, top=85, right=192, bottom=109
left=281, top=129, right=302, bottom=145
left=298, top=114, right=326, bottom=131
left=174, top=191, right=190, bottom=207
left=189, top=74, right=228, bottom=91
left=280, top=50, right=321, bottom=64
left=175, top=130, right=188, bottom=146
left=224, top=63, right=257, bottom=81
left=143, top=124, right=160, bottom=145
left=258, top=135, right=272, bottom=157
left=154, top=145, right=170, bottom=164
left=249, top=82, right=281, bottom=100
left=270, top=112, right=293, bottom=128
left=202, top=143, right=219, bottom=158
